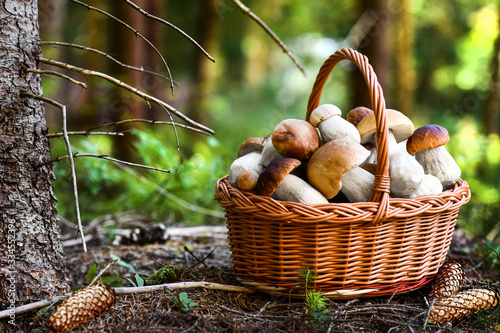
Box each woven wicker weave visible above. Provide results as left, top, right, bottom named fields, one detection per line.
left=214, top=48, right=471, bottom=298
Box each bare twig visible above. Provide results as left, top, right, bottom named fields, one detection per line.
left=41, top=41, right=173, bottom=83
left=69, top=0, right=175, bottom=93
left=87, top=118, right=211, bottom=136
left=38, top=57, right=215, bottom=136
left=122, top=0, right=215, bottom=63
left=47, top=131, right=126, bottom=138
left=21, top=92, right=87, bottom=252
left=0, top=282, right=253, bottom=319
left=114, top=281, right=255, bottom=295
left=42, top=153, right=172, bottom=174
left=27, top=68, right=88, bottom=88
left=232, top=0, right=306, bottom=76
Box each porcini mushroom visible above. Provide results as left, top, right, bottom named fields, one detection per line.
left=228, top=151, right=263, bottom=187
left=306, top=138, right=372, bottom=201
left=258, top=158, right=328, bottom=204
left=357, top=109, right=424, bottom=197
left=309, top=104, right=361, bottom=143
left=271, top=119, right=320, bottom=161
left=401, top=174, right=443, bottom=198
left=347, top=106, right=373, bottom=127
left=237, top=170, right=260, bottom=191
left=237, top=137, right=266, bottom=158
left=406, top=124, right=461, bottom=189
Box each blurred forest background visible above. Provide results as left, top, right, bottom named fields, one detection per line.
left=38, top=0, right=500, bottom=243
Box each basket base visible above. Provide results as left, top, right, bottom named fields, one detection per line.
left=236, top=275, right=436, bottom=299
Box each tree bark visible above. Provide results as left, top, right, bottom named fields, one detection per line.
left=0, top=0, right=68, bottom=307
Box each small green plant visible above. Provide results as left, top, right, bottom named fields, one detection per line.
left=166, top=291, right=197, bottom=312
left=298, top=268, right=330, bottom=328
left=177, top=292, right=198, bottom=311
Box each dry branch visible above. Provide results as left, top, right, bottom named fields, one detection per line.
left=87, top=118, right=210, bottom=136
left=114, top=282, right=254, bottom=295
left=21, top=92, right=87, bottom=252
left=38, top=57, right=214, bottom=136
left=123, top=0, right=215, bottom=63
left=43, top=153, right=172, bottom=174
left=41, top=41, right=172, bottom=82
left=0, top=282, right=253, bottom=320
left=27, top=68, right=88, bottom=88
left=47, top=131, right=126, bottom=138
left=69, top=0, right=175, bottom=93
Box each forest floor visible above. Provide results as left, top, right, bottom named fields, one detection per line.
left=2, top=217, right=499, bottom=333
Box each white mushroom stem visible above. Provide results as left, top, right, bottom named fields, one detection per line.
left=228, top=152, right=264, bottom=186
left=386, top=130, right=401, bottom=156
left=414, top=146, right=461, bottom=189
left=271, top=174, right=329, bottom=204
left=341, top=167, right=375, bottom=202
left=317, top=116, right=361, bottom=143
left=261, top=139, right=285, bottom=167
left=389, top=151, right=425, bottom=197
left=401, top=174, right=443, bottom=199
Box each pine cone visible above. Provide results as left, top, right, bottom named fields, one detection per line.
left=49, top=282, right=116, bottom=332
left=428, top=288, right=499, bottom=324
left=429, top=260, right=466, bottom=300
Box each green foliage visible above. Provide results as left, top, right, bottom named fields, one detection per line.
left=166, top=291, right=198, bottom=312
left=147, top=265, right=181, bottom=285
left=125, top=274, right=145, bottom=288
left=298, top=268, right=330, bottom=328
left=52, top=129, right=230, bottom=225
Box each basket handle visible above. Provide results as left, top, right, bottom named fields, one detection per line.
left=306, top=48, right=390, bottom=226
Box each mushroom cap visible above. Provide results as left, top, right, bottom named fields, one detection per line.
left=357, top=109, right=415, bottom=145
left=347, top=106, right=374, bottom=127
left=309, top=104, right=342, bottom=127
left=406, top=124, right=450, bottom=155
left=271, top=119, right=320, bottom=161
left=237, top=137, right=266, bottom=158
left=237, top=170, right=260, bottom=191
left=307, top=138, right=371, bottom=199
left=257, top=158, right=302, bottom=196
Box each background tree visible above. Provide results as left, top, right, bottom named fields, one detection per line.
left=0, top=0, right=68, bottom=305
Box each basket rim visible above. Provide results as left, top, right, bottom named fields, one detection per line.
left=215, top=175, right=471, bottom=226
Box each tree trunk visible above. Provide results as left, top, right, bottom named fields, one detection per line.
left=0, top=0, right=68, bottom=307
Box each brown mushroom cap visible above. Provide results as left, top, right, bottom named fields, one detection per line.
left=406, top=124, right=450, bottom=156
left=347, top=107, right=374, bottom=127
left=271, top=119, right=320, bottom=161
left=307, top=139, right=370, bottom=199
left=237, top=137, right=266, bottom=158
left=257, top=158, right=302, bottom=196
left=357, top=109, right=414, bottom=145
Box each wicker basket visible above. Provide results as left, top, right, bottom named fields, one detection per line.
left=214, top=48, right=471, bottom=299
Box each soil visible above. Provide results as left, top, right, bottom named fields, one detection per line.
left=1, top=219, right=499, bottom=333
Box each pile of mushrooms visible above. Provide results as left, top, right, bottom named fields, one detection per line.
left=227, top=104, right=461, bottom=204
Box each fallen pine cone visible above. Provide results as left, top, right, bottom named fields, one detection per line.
left=428, top=288, right=499, bottom=324
left=49, top=282, right=116, bottom=332
left=429, top=260, right=466, bottom=300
